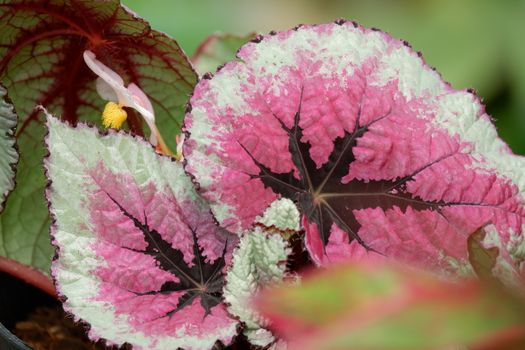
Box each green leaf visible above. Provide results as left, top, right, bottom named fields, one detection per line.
left=191, top=32, right=256, bottom=75
left=0, top=111, right=52, bottom=272
left=0, top=84, right=17, bottom=211
left=0, top=84, right=51, bottom=273
left=258, top=263, right=525, bottom=350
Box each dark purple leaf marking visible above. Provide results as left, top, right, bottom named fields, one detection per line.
left=105, top=193, right=227, bottom=316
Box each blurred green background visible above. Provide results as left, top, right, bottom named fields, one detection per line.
left=123, top=0, right=525, bottom=154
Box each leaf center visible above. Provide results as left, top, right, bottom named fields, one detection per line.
left=105, top=192, right=226, bottom=316
left=242, top=96, right=446, bottom=250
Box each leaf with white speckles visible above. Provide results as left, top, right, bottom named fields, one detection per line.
left=45, top=116, right=238, bottom=350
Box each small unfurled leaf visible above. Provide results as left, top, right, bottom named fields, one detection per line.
left=0, top=84, right=17, bottom=211
left=257, top=263, right=525, bottom=350
left=256, top=197, right=301, bottom=235
left=192, top=32, right=257, bottom=76
left=0, top=0, right=197, bottom=273
left=184, top=21, right=525, bottom=277
left=45, top=116, right=238, bottom=350
left=224, top=227, right=291, bottom=347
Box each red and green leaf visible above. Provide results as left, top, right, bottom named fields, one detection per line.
left=0, top=0, right=196, bottom=137
left=45, top=115, right=238, bottom=349
left=0, top=0, right=197, bottom=272
left=258, top=263, right=525, bottom=350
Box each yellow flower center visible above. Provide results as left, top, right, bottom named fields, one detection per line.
left=102, top=102, right=127, bottom=129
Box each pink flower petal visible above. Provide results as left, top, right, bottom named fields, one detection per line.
left=83, top=51, right=125, bottom=98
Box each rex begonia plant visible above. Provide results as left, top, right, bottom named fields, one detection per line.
left=39, top=16, right=525, bottom=350
left=184, top=21, right=525, bottom=280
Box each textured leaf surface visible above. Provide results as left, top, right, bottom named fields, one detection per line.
left=258, top=263, right=525, bottom=350
left=184, top=21, right=525, bottom=275
left=256, top=198, right=301, bottom=233
left=45, top=116, right=237, bottom=350
left=192, top=32, right=257, bottom=76
left=0, top=85, right=17, bottom=211
left=0, top=0, right=197, bottom=272
left=224, top=227, right=290, bottom=347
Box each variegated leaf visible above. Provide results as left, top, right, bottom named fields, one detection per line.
left=46, top=116, right=238, bottom=350
left=184, top=21, right=525, bottom=279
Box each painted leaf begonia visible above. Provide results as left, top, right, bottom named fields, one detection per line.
left=0, top=84, right=17, bottom=211
left=184, top=21, right=525, bottom=276
left=45, top=116, right=238, bottom=350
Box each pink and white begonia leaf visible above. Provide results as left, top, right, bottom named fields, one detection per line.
left=184, top=21, right=525, bottom=277
left=45, top=116, right=238, bottom=350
